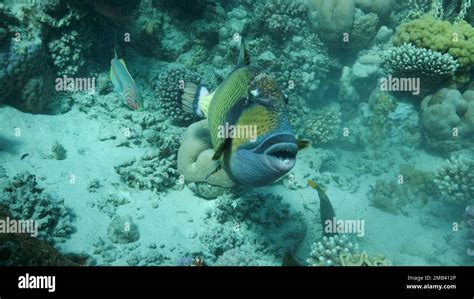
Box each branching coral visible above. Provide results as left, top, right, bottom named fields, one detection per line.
left=115, top=147, right=179, bottom=193
left=201, top=192, right=306, bottom=263
left=47, top=29, right=91, bottom=76
left=302, top=108, right=341, bottom=146
left=255, top=0, right=308, bottom=39
left=434, top=155, right=474, bottom=202
left=307, top=235, right=360, bottom=266
left=382, top=43, right=459, bottom=77
left=155, top=64, right=203, bottom=123
left=393, top=15, right=474, bottom=72
left=114, top=123, right=181, bottom=193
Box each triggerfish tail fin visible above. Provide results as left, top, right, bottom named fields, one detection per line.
left=307, top=179, right=336, bottom=237
left=181, top=82, right=210, bottom=117
left=237, top=37, right=250, bottom=66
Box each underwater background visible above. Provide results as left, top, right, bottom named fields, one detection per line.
left=0, top=0, right=473, bottom=266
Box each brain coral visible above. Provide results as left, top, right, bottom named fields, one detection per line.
left=393, top=15, right=474, bottom=71
left=177, top=120, right=236, bottom=188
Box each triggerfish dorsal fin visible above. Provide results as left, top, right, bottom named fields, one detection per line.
left=237, top=37, right=250, bottom=66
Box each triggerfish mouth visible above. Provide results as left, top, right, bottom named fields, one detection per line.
left=110, top=49, right=143, bottom=110
left=178, top=38, right=308, bottom=187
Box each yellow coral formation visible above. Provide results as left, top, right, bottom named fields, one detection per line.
left=177, top=120, right=236, bottom=188
left=339, top=251, right=392, bottom=266
left=393, top=15, right=474, bottom=71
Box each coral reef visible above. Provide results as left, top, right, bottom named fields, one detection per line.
left=115, top=147, right=179, bottom=193
left=382, top=43, right=459, bottom=77
left=0, top=9, right=53, bottom=113
left=466, top=206, right=474, bottom=257
left=434, top=155, right=474, bottom=202
left=308, top=0, right=355, bottom=44
left=47, top=29, right=91, bottom=77
left=255, top=0, right=308, bottom=39
left=393, top=15, right=474, bottom=72
left=186, top=182, right=230, bottom=200
left=302, top=109, right=341, bottom=146
left=107, top=215, right=140, bottom=244
left=154, top=64, right=203, bottom=123
left=200, top=192, right=306, bottom=263
left=420, top=89, right=474, bottom=153
left=177, top=120, right=236, bottom=188
left=306, top=235, right=360, bottom=266
left=0, top=171, right=75, bottom=244
left=308, top=0, right=381, bottom=50
left=339, top=251, right=392, bottom=266
left=369, top=164, right=435, bottom=215
left=0, top=205, right=79, bottom=266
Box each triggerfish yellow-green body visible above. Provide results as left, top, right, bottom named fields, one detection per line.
left=110, top=50, right=143, bottom=110
left=180, top=39, right=308, bottom=186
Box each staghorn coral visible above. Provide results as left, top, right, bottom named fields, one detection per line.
left=307, top=235, right=360, bottom=266
left=154, top=64, right=203, bottom=123
left=434, top=155, right=474, bottom=202
left=382, top=43, right=459, bottom=77
left=0, top=171, right=75, bottom=244
left=177, top=120, right=236, bottom=188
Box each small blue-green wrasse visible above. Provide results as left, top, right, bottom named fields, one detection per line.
left=110, top=50, right=143, bottom=110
